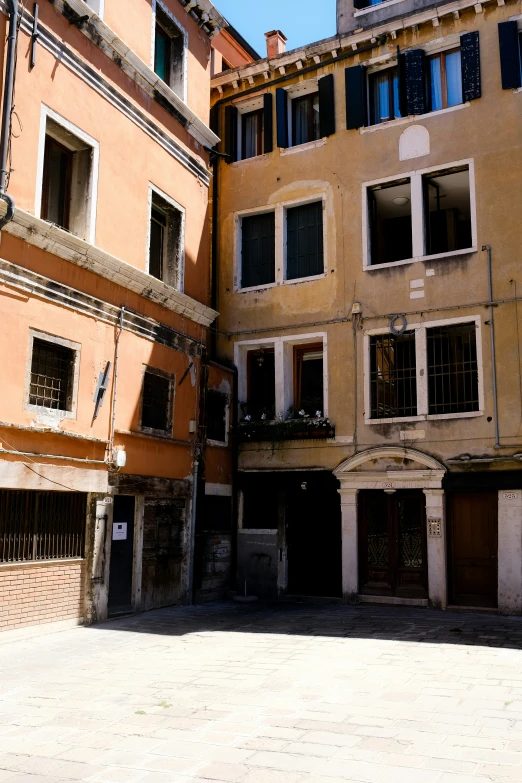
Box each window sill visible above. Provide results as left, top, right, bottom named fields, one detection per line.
left=359, top=102, right=470, bottom=135
left=232, top=154, right=269, bottom=167
left=116, top=428, right=191, bottom=445
left=25, top=404, right=76, bottom=421
left=207, top=438, right=229, bottom=448
left=284, top=272, right=328, bottom=286
left=0, top=557, right=85, bottom=570
left=354, top=0, right=407, bottom=16
left=280, top=138, right=327, bottom=156
left=366, top=411, right=483, bottom=425
left=238, top=529, right=278, bottom=535
left=237, top=281, right=277, bottom=293
left=364, top=247, right=477, bottom=272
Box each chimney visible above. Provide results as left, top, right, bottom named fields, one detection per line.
left=264, top=30, right=287, bottom=59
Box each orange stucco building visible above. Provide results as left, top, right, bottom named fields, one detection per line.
left=0, top=0, right=252, bottom=633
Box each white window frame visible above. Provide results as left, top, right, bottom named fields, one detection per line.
left=35, top=105, right=100, bottom=245
left=151, top=0, right=188, bottom=104
left=362, top=158, right=477, bottom=271
left=286, top=78, right=320, bottom=150
left=234, top=193, right=328, bottom=293
left=235, top=96, right=264, bottom=163
left=206, top=391, right=231, bottom=448
left=85, top=0, right=104, bottom=17
left=363, top=315, right=485, bottom=425
left=25, top=329, right=82, bottom=420
left=234, top=332, right=328, bottom=422
left=146, top=183, right=186, bottom=292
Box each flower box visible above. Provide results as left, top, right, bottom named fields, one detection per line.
left=237, top=418, right=335, bottom=443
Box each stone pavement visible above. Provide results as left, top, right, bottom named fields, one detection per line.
left=1, top=602, right=522, bottom=783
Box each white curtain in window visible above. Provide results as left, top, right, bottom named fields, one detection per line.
left=373, top=72, right=390, bottom=121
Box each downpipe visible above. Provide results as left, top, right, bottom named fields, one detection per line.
left=483, top=245, right=500, bottom=449
left=0, top=0, right=18, bottom=230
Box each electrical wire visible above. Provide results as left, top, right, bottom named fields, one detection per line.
left=0, top=434, right=84, bottom=491
left=5, top=0, right=25, bottom=191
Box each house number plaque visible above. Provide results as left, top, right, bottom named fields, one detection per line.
left=428, top=518, right=442, bottom=537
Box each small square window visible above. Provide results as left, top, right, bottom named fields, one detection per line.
left=368, top=179, right=412, bottom=266
left=141, top=369, right=173, bottom=433
left=206, top=390, right=228, bottom=443
left=154, top=6, right=185, bottom=99
left=29, top=338, right=75, bottom=411
left=240, top=212, right=275, bottom=289
left=286, top=201, right=324, bottom=280
left=292, top=92, right=320, bottom=146
left=148, top=191, right=184, bottom=289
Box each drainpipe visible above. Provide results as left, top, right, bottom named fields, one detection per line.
left=0, top=0, right=18, bottom=230
left=107, top=307, right=125, bottom=465
left=187, top=455, right=200, bottom=604
left=483, top=245, right=500, bottom=449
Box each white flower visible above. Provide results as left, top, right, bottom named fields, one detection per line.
left=315, top=410, right=322, bottom=418
left=299, top=409, right=306, bottom=417
left=245, top=415, right=252, bottom=422
left=261, top=413, right=267, bottom=420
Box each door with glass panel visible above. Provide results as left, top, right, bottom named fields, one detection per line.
left=358, top=490, right=428, bottom=598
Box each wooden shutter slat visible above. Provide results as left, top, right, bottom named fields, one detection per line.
left=319, top=74, right=336, bottom=137
left=402, top=49, right=427, bottom=116
left=461, top=31, right=481, bottom=101
left=224, top=105, right=237, bottom=163
left=264, top=93, right=273, bottom=154
left=286, top=202, right=324, bottom=280
left=276, top=88, right=288, bottom=148
left=241, top=213, right=275, bottom=288
left=345, top=65, right=366, bottom=129
left=498, top=21, right=522, bottom=90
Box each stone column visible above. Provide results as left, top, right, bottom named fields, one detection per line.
left=338, top=488, right=359, bottom=603
left=423, top=489, right=446, bottom=610
left=498, top=490, right=522, bottom=615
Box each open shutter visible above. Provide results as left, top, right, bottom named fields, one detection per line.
left=276, top=88, right=288, bottom=148
left=397, top=48, right=407, bottom=117
left=353, top=0, right=370, bottom=7
left=209, top=105, right=219, bottom=136
left=401, top=49, right=427, bottom=116
left=345, top=65, right=366, bottom=129
left=319, top=74, right=336, bottom=137
left=224, top=105, right=237, bottom=163
left=461, top=32, right=481, bottom=101
left=263, top=93, right=273, bottom=154
left=498, top=21, right=522, bottom=90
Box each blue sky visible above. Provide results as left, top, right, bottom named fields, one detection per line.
left=215, top=1, right=337, bottom=57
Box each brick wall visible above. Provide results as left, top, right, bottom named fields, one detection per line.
left=0, top=560, right=85, bottom=632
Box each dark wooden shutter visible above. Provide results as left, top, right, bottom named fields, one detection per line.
left=498, top=21, right=522, bottom=90
left=241, top=213, right=275, bottom=288
left=276, top=88, right=288, bottom=148
left=264, top=93, right=273, bottom=154
left=461, top=32, right=481, bottom=101
left=286, top=201, right=324, bottom=280
left=353, top=0, right=370, bottom=7
left=209, top=105, right=219, bottom=136
left=345, top=65, right=366, bottom=129
left=319, top=74, right=336, bottom=137
left=397, top=47, right=407, bottom=117
left=224, top=105, right=237, bottom=163
left=402, top=49, right=427, bottom=116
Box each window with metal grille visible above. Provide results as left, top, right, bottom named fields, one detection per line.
left=286, top=201, right=324, bottom=280
left=141, top=369, right=172, bottom=433
left=0, top=490, right=86, bottom=563
left=241, top=212, right=275, bottom=289
left=370, top=332, right=417, bottom=419
left=207, top=390, right=228, bottom=443
left=427, top=323, right=479, bottom=415
left=29, top=338, right=75, bottom=411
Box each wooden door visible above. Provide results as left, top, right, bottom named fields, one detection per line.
left=448, top=492, right=498, bottom=608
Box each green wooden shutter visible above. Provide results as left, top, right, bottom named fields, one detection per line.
left=286, top=202, right=324, bottom=280
left=241, top=213, right=275, bottom=288
left=461, top=32, right=481, bottom=101
left=264, top=93, right=273, bottom=154
left=224, top=105, right=237, bottom=163
left=319, top=74, right=336, bottom=137
left=498, top=21, right=522, bottom=90
left=276, top=88, right=288, bottom=148
left=345, top=65, right=366, bottom=129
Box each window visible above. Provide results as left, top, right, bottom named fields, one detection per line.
left=428, top=49, right=463, bottom=111
left=427, top=324, right=479, bottom=415
left=40, top=115, right=97, bottom=242
left=294, top=344, right=324, bottom=417
left=498, top=22, right=522, bottom=90
left=370, top=332, right=417, bottom=419
left=240, top=212, right=275, bottom=289
left=29, top=338, right=75, bottom=411
left=85, top=0, right=103, bottom=14
left=207, top=390, right=228, bottom=443
left=368, top=179, right=412, bottom=266
left=0, top=490, right=86, bottom=563
left=246, top=349, right=275, bottom=420
left=292, top=92, right=320, bottom=146
left=241, top=109, right=264, bottom=160
left=366, top=320, right=481, bottom=422
left=154, top=5, right=185, bottom=99
left=369, top=68, right=401, bottom=125
left=365, top=163, right=474, bottom=267
left=148, top=189, right=184, bottom=289
left=286, top=201, right=324, bottom=280
left=141, top=368, right=173, bottom=433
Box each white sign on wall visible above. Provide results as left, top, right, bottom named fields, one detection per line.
left=112, top=522, right=127, bottom=541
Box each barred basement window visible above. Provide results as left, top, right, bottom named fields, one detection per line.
left=141, top=369, right=173, bottom=433
left=370, top=332, right=417, bottom=419
left=427, top=323, right=479, bottom=415
left=29, top=338, right=75, bottom=411
left=0, top=490, right=86, bottom=563
left=207, top=390, right=228, bottom=443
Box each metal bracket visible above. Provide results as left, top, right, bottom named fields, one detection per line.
left=30, top=4, right=39, bottom=71
left=92, top=361, right=111, bottom=421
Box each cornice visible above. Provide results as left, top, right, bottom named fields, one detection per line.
left=0, top=202, right=218, bottom=328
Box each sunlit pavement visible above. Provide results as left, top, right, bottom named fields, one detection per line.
left=1, top=601, right=522, bottom=782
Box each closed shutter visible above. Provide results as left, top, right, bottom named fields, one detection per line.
left=461, top=32, right=481, bottom=101
left=319, top=74, right=336, bottom=137
left=345, top=65, right=366, bottom=129
left=401, top=49, right=427, bottom=116
left=224, top=105, right=237, bottom=163
left=286, top=201, right=324, bottom=280
left=241, top=212, right=276, bottom=288
left=276, top=87, right=288, bottom=148
left=264, top=93, right=274, bottom=154
left=498, top=21, right=522, bottom=90
left=209, top=105, right=219, bottom=136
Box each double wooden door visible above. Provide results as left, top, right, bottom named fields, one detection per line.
left=448, top=492, right=498, bottom=608
left=358, top=490, right=428, bottom=598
